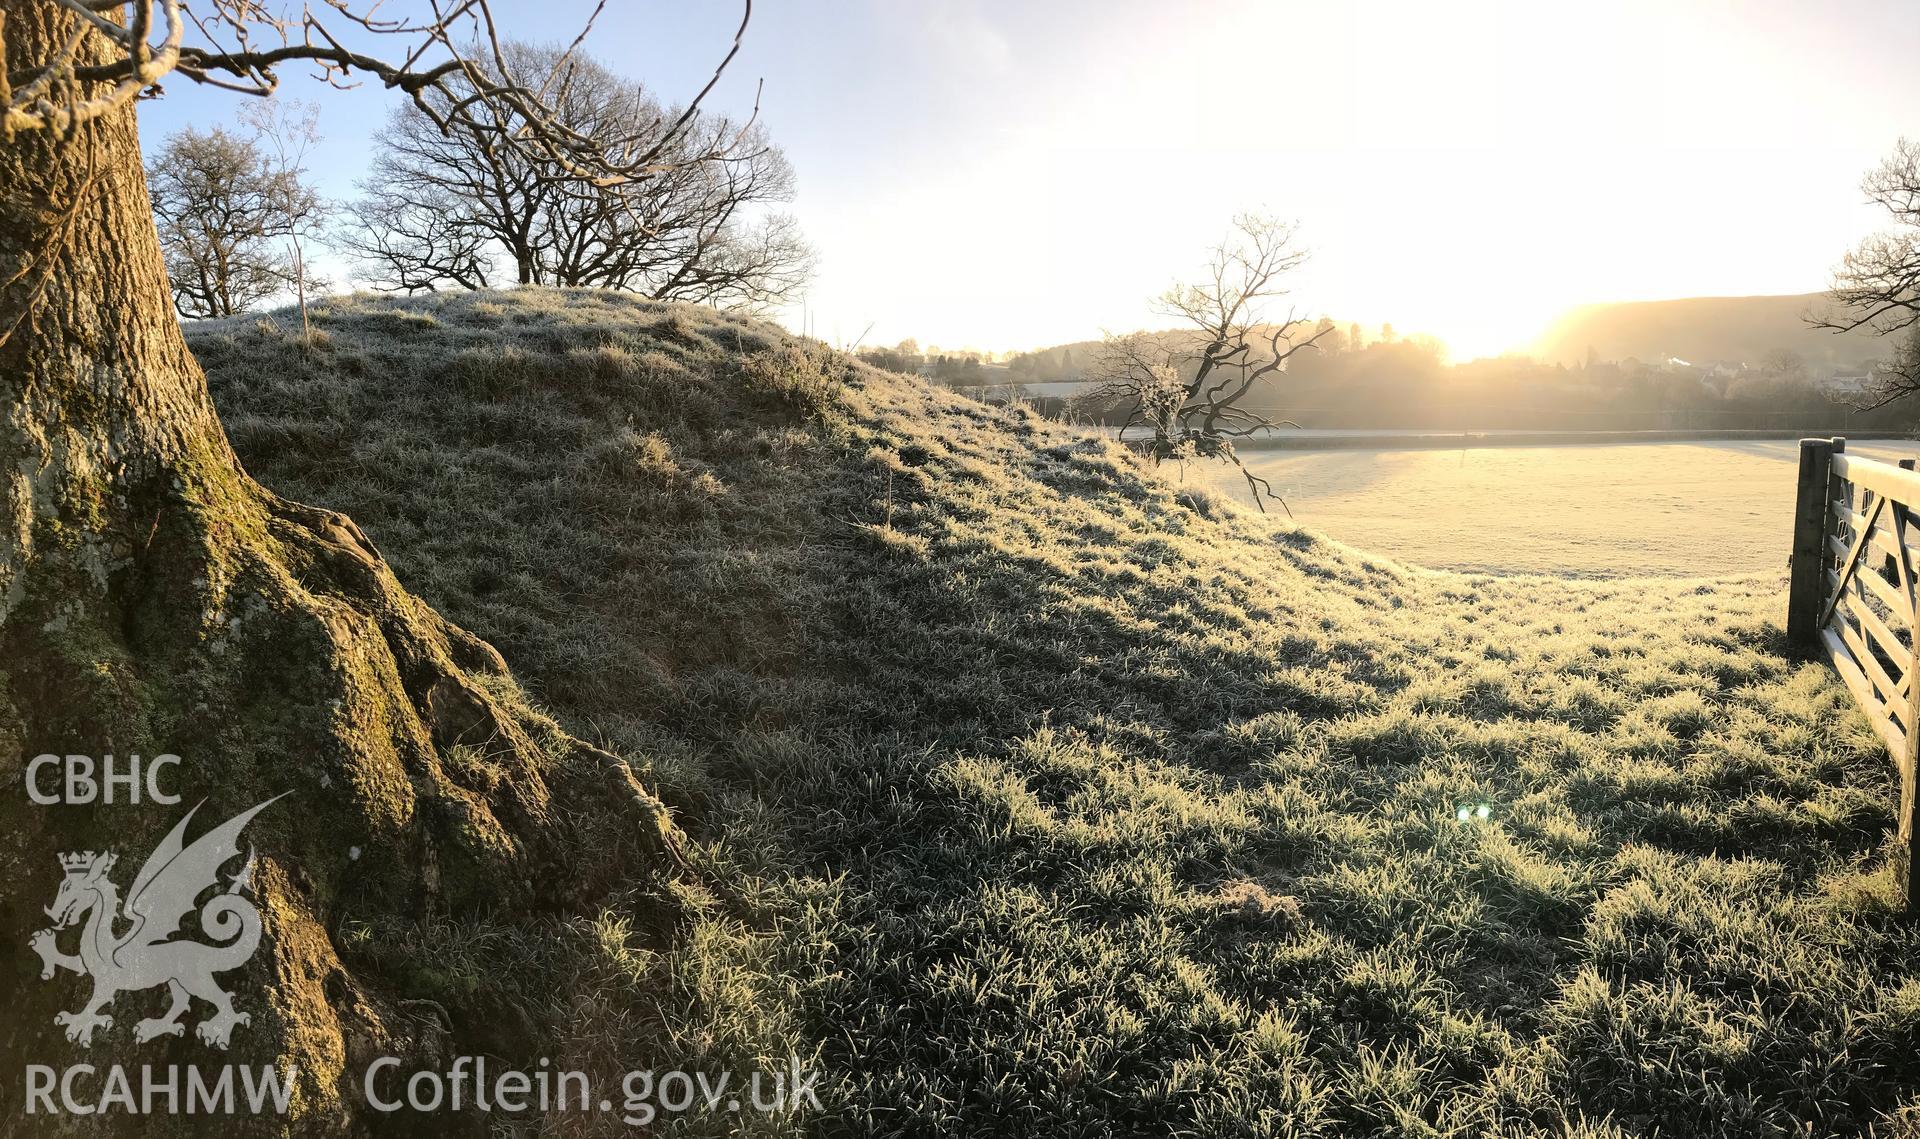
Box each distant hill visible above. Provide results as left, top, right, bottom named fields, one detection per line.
left=1530, top=292, right=1886, bottom=370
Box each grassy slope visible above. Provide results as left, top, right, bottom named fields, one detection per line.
left=199, top=291, right=1920, bottom=1138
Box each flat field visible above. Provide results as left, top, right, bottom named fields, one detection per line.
left=1203, top=439, right=1919, bottom=577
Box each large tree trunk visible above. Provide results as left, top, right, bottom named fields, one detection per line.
left=0, top=7, right=677, bottom=1132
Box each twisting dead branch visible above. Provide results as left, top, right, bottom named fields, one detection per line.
left=1080, top=214, right=1328, bottom=514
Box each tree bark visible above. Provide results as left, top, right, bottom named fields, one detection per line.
left=0, top=6, right=678, bottom=1130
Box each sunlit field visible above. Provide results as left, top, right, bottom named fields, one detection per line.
left=1196, top=440, right=1920, bottom=578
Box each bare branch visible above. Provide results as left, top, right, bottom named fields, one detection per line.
left=1083, top=215, right=1321, bottom=510
left=4, top=1, right=755, bottom=193
left=341, top=39, right=810, bottom=307
left=1816, top=139, right=1920, bottom=408
left=146, top=119, right=329, bottom=318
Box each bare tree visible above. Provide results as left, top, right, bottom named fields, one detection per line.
left=1815, top=139, right=1920, bottom=406
left=342, top=39, right=812, bottom=308
left=1084, top=214, right=1329, bottom=512
left=1729, top=348, right=1815, bottom=402
left=341, top=183, right=497, bottom=292
left=0, top=1, right=752, bottom=1114
left=859, top=339, right=925, bottom=374
left=589, top=121, right=814, bottom=311
left=1762, top=347, right=1810, bottom=386
left=337, top=41, right=558, bottom=287
left=145, top=121, right=324, bottom=318
left=238, top=98, right=328, bottom=338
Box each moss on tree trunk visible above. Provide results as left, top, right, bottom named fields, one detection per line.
left=0, top=6, right=679, bottom=1131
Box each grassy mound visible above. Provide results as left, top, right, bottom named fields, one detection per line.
left=198, top=290, right=1920, bottom=1137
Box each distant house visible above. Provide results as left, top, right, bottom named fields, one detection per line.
left=1662, top=357, right=1745, bottom=391
left=1819, top=371, right=1875, bottom=396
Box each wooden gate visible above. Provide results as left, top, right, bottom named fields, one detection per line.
left=1788, top=436, right=1920, bottom=911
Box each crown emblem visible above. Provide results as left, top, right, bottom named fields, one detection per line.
left=58, top=851, right=106, bottom=874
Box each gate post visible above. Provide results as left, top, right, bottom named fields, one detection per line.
left=1899, top=457, right=1920, bottom=916
left=1787, top=437, right=1837, bottom=653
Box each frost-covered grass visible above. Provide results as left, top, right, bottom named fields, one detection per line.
left=1210, top=440, right=1920, bottom=578
left=198, top=291, right=1920, bottom=1137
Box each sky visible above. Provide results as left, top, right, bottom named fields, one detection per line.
left=140, top=0, right=1920, bottom=360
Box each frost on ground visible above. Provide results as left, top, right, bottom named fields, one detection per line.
left=198, top=293, right=1920, bottom=1138
left=1206, top=440, right=1919, bottom=578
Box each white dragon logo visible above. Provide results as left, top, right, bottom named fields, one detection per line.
left=29, top=794, right=285, bottom=1049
